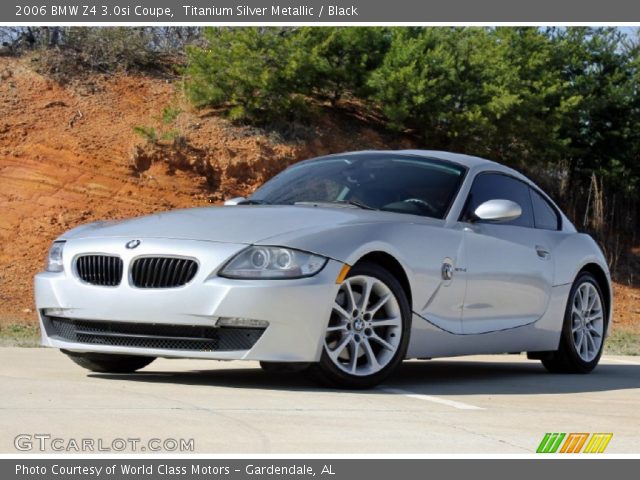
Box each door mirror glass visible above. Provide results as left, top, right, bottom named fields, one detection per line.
left=473, top=199, right=522, bottom=223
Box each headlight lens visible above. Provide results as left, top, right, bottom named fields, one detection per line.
left=46, top=241, right=65, bottom=272
left=219, top=246, right=327, bottom=279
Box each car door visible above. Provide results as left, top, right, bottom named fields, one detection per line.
left=460, top=172, right=555, bottom=334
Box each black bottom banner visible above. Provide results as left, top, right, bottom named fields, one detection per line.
left=4, top=459, right=638, bottom=480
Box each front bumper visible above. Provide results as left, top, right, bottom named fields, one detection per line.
left=35, top=237, right=343, bottom=362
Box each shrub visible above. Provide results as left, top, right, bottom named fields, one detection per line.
left=185, top=28, right=308, bottom=124
left=133, top=125, right=158, bottom=144
left=184, top=27, right=391, bottom=129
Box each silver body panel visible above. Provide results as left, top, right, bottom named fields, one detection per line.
left=34, top=150, right=612, bottom=362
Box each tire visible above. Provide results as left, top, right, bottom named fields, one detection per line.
left=306, top=261, right=411, bottom=389
left=259, top=362, right=310, bottom=374
left=62, top=350, right=156, bottom=373
left=538, top=272, right=607, bottom=374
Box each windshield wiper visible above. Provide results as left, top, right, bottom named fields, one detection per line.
left=294, top=200, right=378, bottom=211
left=332, top=199, right=378, bottom=210
left=238, top=199, right=271, bottom=205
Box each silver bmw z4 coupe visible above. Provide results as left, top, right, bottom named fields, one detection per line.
left=35, top=150, right=612, bottom=388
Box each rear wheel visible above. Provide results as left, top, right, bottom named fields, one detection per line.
left=538, top=272, right=606, bottom=374
left=62, top=350, right=156, bottom=373
left=306, top=261, right=411, bottom=389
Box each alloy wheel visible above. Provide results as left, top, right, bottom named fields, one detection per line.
left=571, top=282, right=604, bottom=362
left=324, top=275, right=402, bottom=377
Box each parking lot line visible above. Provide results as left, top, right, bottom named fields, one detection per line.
left=381, top=388, right=485, bottom=410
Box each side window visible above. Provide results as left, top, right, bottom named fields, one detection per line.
left=463, top=173, right=534, bottom=228
left=530, top=188, right=560, bottom=230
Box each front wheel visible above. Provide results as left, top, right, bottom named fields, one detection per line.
left=537, top=272, right=607, bottom=374
left=306, top=261, right=411, bottom=389
left=62, top=350, right=156, bottom=373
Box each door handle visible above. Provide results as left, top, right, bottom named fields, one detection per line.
left=535, top=245, right=550, bottom=259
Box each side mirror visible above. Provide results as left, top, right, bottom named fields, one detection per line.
left=473, top=199, right=522, bottom=223
left=224, top=197, right=247, bottom=206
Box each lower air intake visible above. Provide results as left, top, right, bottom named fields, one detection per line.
left=43, top=316, right=265, bottom=352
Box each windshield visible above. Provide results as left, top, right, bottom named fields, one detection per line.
left=250, top=153, right=466, bottom=219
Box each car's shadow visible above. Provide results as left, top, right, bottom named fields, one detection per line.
left=89, top=359, right=640, bottom=396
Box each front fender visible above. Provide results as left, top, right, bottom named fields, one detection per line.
left=260, top=221, right=465, bottom=318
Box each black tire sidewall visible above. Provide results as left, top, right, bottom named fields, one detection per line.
left=62, top=350, right=156, bottom=373
left=316, top=261, right=412, bottom=388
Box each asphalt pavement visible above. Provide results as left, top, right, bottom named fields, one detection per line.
left=1, top=347, right=638, bottom=453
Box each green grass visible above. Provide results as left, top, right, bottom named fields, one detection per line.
left=160, top=105, right=182, bottom=125
left=132, top=125, right=158, bottom=143
left=0, top=323, right=41, bottom=347
left=605, top=328, right=640, bottom=356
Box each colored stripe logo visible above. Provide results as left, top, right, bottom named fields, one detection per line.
left=537, top=433, right=612, bottom=453
left=583, top=433, right=614, bottom=453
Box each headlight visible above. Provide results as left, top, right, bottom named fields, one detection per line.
left=219, top=246, right=327, bottom=279
left=46, top=241, right=65, bottom=272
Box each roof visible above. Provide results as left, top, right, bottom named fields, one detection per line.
left=395, top=150, right=501, bottom=169
left=331, top=149, right=502, bottom=169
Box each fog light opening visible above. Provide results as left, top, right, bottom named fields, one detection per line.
left=42, top=308, right=71, bottom=317
left=215, top=317, right=269, bottom=329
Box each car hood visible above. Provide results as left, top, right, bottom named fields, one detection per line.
left=60, top=205, right=415, bottom=245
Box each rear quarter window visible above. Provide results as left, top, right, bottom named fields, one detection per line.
left=530, top=188, right=561, bottom=230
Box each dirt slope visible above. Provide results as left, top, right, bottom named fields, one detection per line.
left=0, top=57, right=415, bottom=323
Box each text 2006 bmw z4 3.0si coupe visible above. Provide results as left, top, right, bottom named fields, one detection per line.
left=35, top=150, right=612, bottom=388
